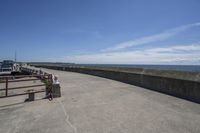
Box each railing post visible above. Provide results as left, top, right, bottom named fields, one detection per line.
left=5, top=77, right=8, bottom=96
left=50, top=74, right=53, bottom=84
left=51, top=74, right=61, bottom=98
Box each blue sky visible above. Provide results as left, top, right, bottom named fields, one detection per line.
left=0, top=0, right=200, bottom=64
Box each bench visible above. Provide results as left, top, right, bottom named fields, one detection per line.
left=25, top=89, right=45, bottom=101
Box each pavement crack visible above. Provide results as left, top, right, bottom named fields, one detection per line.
left=57, top=99, right=77, bottom=133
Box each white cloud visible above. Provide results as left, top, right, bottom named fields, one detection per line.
left=148, top=43, right=200, bottom=53
left=55, top=43, right=200, bottom=65
left=102, top=22, right=200, bottom=52
left=48, top=23, right=200, bottom=64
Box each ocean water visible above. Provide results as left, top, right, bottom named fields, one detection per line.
left=81, top=64, right=200, bottom=73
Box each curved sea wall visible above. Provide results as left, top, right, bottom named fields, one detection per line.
left=32, top=64, right=200, bottom=103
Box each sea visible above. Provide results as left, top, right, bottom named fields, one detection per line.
left=80, top=64, right=200, bottom=73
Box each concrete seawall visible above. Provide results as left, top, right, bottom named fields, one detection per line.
left=32, top=64, right=200, bottom=103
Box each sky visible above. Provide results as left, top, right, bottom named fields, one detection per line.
left=0, top=0, right=200, bottom=65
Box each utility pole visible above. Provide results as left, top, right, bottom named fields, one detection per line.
left=15, top=51, right=17, bottom=62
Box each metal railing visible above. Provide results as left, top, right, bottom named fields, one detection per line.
left=0, top=74, right=52, bottom=98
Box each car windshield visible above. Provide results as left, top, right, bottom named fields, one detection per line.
left=1, top=61, right=13, bottom=68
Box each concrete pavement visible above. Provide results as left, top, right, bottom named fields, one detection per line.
left=0, top=68, right=200, bottom=133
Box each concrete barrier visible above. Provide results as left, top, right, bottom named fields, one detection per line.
left=32, top=64, right=200, bottom=103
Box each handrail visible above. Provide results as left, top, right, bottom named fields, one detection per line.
left=0, top=84, right=45, bottom=91
left=0, top=74, right=50, bottom=79
left=0, top=73, right=51, bottom=98
left=0, top=89, right=45, bottom=98
left=0, top=78, right=41, bottom=83
left=0, top=66, right=60, bottom=99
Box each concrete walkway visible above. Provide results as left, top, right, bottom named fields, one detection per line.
left=0, top=68, right=200, bottom=133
